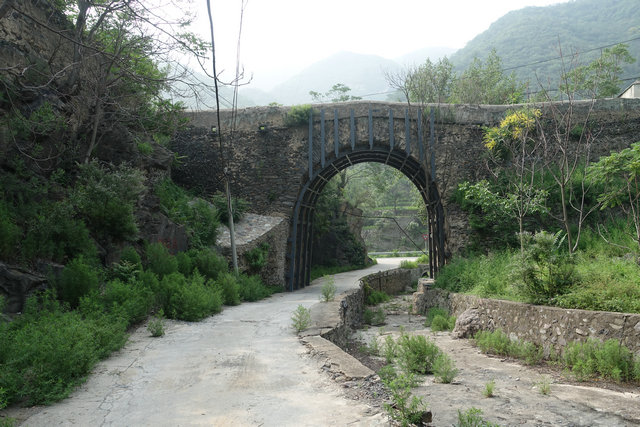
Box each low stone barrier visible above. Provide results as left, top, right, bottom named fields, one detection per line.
left=413, top=281, right=640, bottom=355
left=309, top=267, right=418, bottom=348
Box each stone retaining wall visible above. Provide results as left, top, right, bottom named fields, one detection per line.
left=413, top=283, right=640, bottom=355
left=318, top=267, right=418, bottom=347
left=218, top=216, right=288, bottom=286
left=360, top=267, right=415, bottom=296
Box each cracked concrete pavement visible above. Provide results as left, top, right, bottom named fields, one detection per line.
left=13, top=259, right=408, bottom=427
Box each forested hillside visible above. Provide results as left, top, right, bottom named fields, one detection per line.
left=450, top=0, right=640, bottom=94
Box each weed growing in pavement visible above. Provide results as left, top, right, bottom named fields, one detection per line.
left=561, top=338, right=640, bottom=382
left=383, top=335, right=397, bottom=363
left=377, top=364, right=397, bottom=383
left=536, top=377, right=551, bottom=395
left=483, top=379, right=496, bottom=397
left=396, top=333, right=441, bottom=375
left=430, top=314, right=456, bottom=332
left=147, top=310, right=165, bottom=337
left=433, top=353, right=459, bottom=383
left=366, top=288, right=390, bottom=305
left=363, top=307, right=386, bottom=325
left=383, top=372, right=429, bottom=427
left=424, top=307, right=448, bottom=326
left=474, top=329, right=543, bottom=365
left=456, top=407, right=500, bottom=427
left=320, top=275, right=337, bottom=302
left=291, top=305, right=311, bottom=333
left=366, top=335, right=380, bottom=356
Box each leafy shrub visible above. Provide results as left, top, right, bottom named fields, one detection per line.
left=383, top=372, right=428, bottom=427
left=216, top=272, right=241, bottom=306
left=109, top=258, right=141, bottom=283
left=456, top=408, right=499, bottom=427
left=320, top=276, right=337, bottom=302
left=170, top=271, right=223, bottom=321
left=22, top=201, right=97, bottom=263
left=430, top=314, right=456, bottom=332
left=562, top=338, right=639, bottom=382
left=514, top=231, right=575, bottom=304
left=377, top=364, right=397, bottom=383
left=237, top=273, right=272, bottom=302
left=516, top=341, right=544, bottom=365
left=425, top=307, right=449, bottom=326
left=383, top=335, right=398, bottom=363
left=536, top=377, right=551, bottom=395
left=0, top=200, right=20, bottom=259
left=433, top=353, right=459, bottom=383
left=73, top=161, right=145, bottom=241
left=190, top=248, right=228, bottom=280
left=245, top=243, right=269, bottom=273
left=0, top=309, right=96, bottom=405
left=483, top=379, right=495, bottom=397
left=101, top=279, right=153, bottom=326
left=291, top=305, right=311, bottom=332
left=147, top=315, right=165, bottom=337
left=475, top=329, right=513, bottom=355
left=363, top=307, right=386, bottom=326
left=211, top=193, right=248, bottom=223
left=137, top=141, right=154, bottom=155
left=474, top=329, right=543, bottom=365
left=80, top=306, right=128, bottom=360
left=154, top=272, right=186, bottom=314
left=400, top=260, right=418, bottom=269
left=284, top=104, right=313, bottom=126
left=145, top=242, right=178, bottom=278
left=155, top=178, right=219, bottom=248
left=396, top=333, right=441, bottom=374
left=0, top=294, right=126, bottom=406
left=56, top=257, right=101, bottom=308
left=555, top=255, right=640, bottom=313
left=366, top=289, right=390, bottom=305
left=186, top=199, right=219, bottom=247
left=416, top=254, right=429, bottom=264
left=175, top=251, right=194, bottom=276
left=120, top=246, right=142, bottom=267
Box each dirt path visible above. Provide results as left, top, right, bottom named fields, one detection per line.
left=9, top=259, right=408, bottom=427
left=354, top=295, right=640, bottom=427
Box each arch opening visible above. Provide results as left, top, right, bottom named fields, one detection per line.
left=286, top=149, right=446, bottom=291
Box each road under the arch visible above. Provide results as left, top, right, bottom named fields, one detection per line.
left=13, top=259, right=408, bottom=426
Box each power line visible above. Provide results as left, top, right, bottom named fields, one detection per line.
left=503, top=36, right=640, bottom=72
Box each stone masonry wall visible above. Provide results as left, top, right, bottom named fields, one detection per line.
left=175, top=99, right=640, bottom=256
left=413, top=285, right=640, bottom=356
left=319, top=267, right=416, bottom=348
left=218, top=217, right=289, bottom=286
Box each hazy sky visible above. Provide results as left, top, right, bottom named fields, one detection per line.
left=193, top=0, right=570, bottom=90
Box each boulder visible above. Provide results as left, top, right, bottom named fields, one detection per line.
left=452, top=308, right=484, bottom=339
left=0, top=262, right=48, bottom=313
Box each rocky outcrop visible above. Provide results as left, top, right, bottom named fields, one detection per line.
left=452, top=308, right=486, bottom=339
left=0, top=262, right=47, bottom=313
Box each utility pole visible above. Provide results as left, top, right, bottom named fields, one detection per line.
left=206, top=0, right=238, bottom=274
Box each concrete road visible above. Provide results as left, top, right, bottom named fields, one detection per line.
left=18, top=259, right=407, bottom=427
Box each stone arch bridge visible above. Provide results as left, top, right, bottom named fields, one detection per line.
left=171, top=99, right=640, bottom=291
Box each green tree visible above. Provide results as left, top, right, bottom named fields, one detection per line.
left=386, top=57, right=455, bottom=104
left=309, top=83, right=362, bottom=103
left=478, top=108, right=548, bottom=253
left=588, top=142, right=640, bottom=250
left=561, top=43, right=635, bottom=98
left=450, top=49, right=525, bottom=105
left=7, top=0, right=208, bottom=166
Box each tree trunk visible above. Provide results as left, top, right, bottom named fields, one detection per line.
left=84, top=100, right=102, bottom=164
